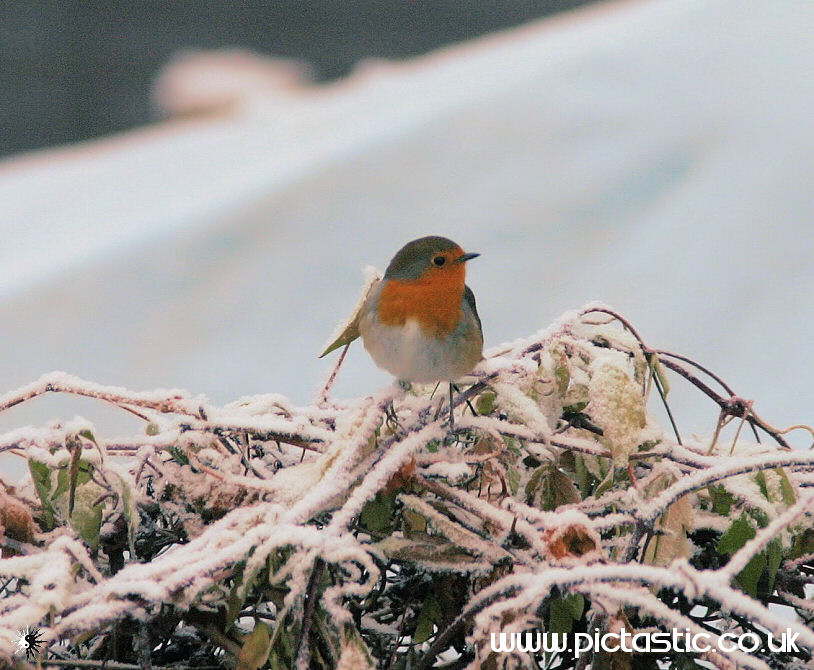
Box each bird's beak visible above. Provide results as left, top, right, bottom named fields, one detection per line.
left=453, top=252, right=480, bottom=264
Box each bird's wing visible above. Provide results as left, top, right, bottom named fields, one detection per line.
left=463, top=284, right=482, bottom=337
left=319, top=269, right=381, bottom=358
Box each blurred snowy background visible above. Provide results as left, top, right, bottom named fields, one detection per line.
left=0, top=0, right=812, bottom=482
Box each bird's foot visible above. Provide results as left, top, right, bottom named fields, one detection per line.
left=384, top=401, right=404, bottom=434
left=450, top=382, right=478, bottom=418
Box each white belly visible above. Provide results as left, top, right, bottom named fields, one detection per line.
left=359, top=316, right=474, bottom=383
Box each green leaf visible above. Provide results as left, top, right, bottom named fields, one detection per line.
left=775, top=467, right=797, bottom=506
left=748, top=507, right=770, bottom=529
left=359, top=491, right=396, bottom=534
left=70, top=492, right=103, bottom=551
left=413, top=593, right=442, bottom=643
left=52, top=468, right=68, bottom=500
left=763, top=538, right=783, bottom=596
left=716, top=516, right=755, bottom=555
left=475, top=391, right=496, bottom=416
left=402, top=509, right=427, bottom=536
left=52, top=461, right=93, bottom=501
left=735, top=552, right=766, bottom=597
left=716, top=515, right=782, bottom=598
left=565, top=593, right=584, bottom=620
left=67, top=444, right=82, bottom=515
left=78, top=429, right=97, bottom=444
left=709, top=485, right=733, bottom=516
left=550, top=343, right=570, bottom=396
left=506, top=465, right=521, bottom=496
left=525, top=463, right=580, bottom=511
left=110, top=470, right=139, bottom=555
left=168, top=445, right=189, bottom=466
left=29, top=459, right=56, bottom=529
left=574, top=455, right=590, bottom=497
left=319, top=274, right=380, bottom=358
left=226, top=561, right=250, bottom=628
left=593, top=467, right=615, bottom=498
left=562, top=385, right=589, bottom=414
left=268, top=650, right=287, bottom=670
left=754, top=471, right=770, bottom=501
left=548, top=594, right=583, bottom=634
left=504, top=436, right=521, bottom=456
left=548, top=599, right=572, bottom=635
left=790, top=528, right=814, bottom=559
left=236, top=622, right=272, bottom=670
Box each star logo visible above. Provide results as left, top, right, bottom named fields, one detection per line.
left=15, top=626, right=44, bottom=661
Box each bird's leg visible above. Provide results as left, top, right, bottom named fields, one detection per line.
left=429, top=382, right=446, bottom=423
left=385, top=381, right=411, bottom=432
left=387, top=406, right=405, bottom=433
left=450, top=383, right=478, bottom=417
left=384, top=402, right=397, bottom=426
left=433, top=399, right=445, bottom=423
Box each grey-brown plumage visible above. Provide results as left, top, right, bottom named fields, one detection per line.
left=320, top=235, right=483, bottom=425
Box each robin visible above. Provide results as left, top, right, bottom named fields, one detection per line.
left=320, top=236, right=483, bottom=426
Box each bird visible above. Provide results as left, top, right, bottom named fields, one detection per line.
left=320, top=236, right=483, bottom=427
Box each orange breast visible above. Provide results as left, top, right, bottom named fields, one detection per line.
left=378, top=273, right=465, bottom=337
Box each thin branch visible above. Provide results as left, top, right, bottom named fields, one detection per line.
left=0, top=372, right=201, bottom=417
left=293, top=558, right=325, bottom=668
left=656, top=357, right=791, bottom=449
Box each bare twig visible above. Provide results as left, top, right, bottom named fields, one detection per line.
left=0, top=306, right=810, bottom=670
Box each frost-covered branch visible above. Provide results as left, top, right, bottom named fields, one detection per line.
left=0, top=306, right=811, bottom=669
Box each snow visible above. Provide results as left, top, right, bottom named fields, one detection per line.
left=0, top=0, right=809, bottom=462
left=0, top=314, right=812, bottom=663
left=1, top=3, right=813, bottom=656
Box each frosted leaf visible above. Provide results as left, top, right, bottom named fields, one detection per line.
left=319, top=266, right=381, bottom=358
left=492, top=382, right=552, bottom=436
left=336, top=626, right=375, bottom=670
left=579, top=453, right=608, bottom=481
left=423, top=461, right=473, bottom=482
left=642, top=474, right=694, bottom=567
left=587, top=359, right=646, bottom=468
left=235, top=621, right=271, bottom=670
left=549, top=340, right=570, bottom=397
left=526, top=463, right=580, bottom=511
left=374, top=534, right=491, bottom=574
left=562, top=383, right=589, bottom=412
left=106, top=463, right=140, bottom=554
left=53, top=480, right=106, bottom=551
left=0, top=304, right=812, bottom=668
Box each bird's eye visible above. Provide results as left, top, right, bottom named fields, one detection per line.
left=433, top=256, right=446, bottom=267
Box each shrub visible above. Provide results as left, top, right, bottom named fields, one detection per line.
left=1, top=305, right=812, bottom=669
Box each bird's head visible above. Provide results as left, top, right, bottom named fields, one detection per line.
left=384, top=236, right=479, bottom=286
